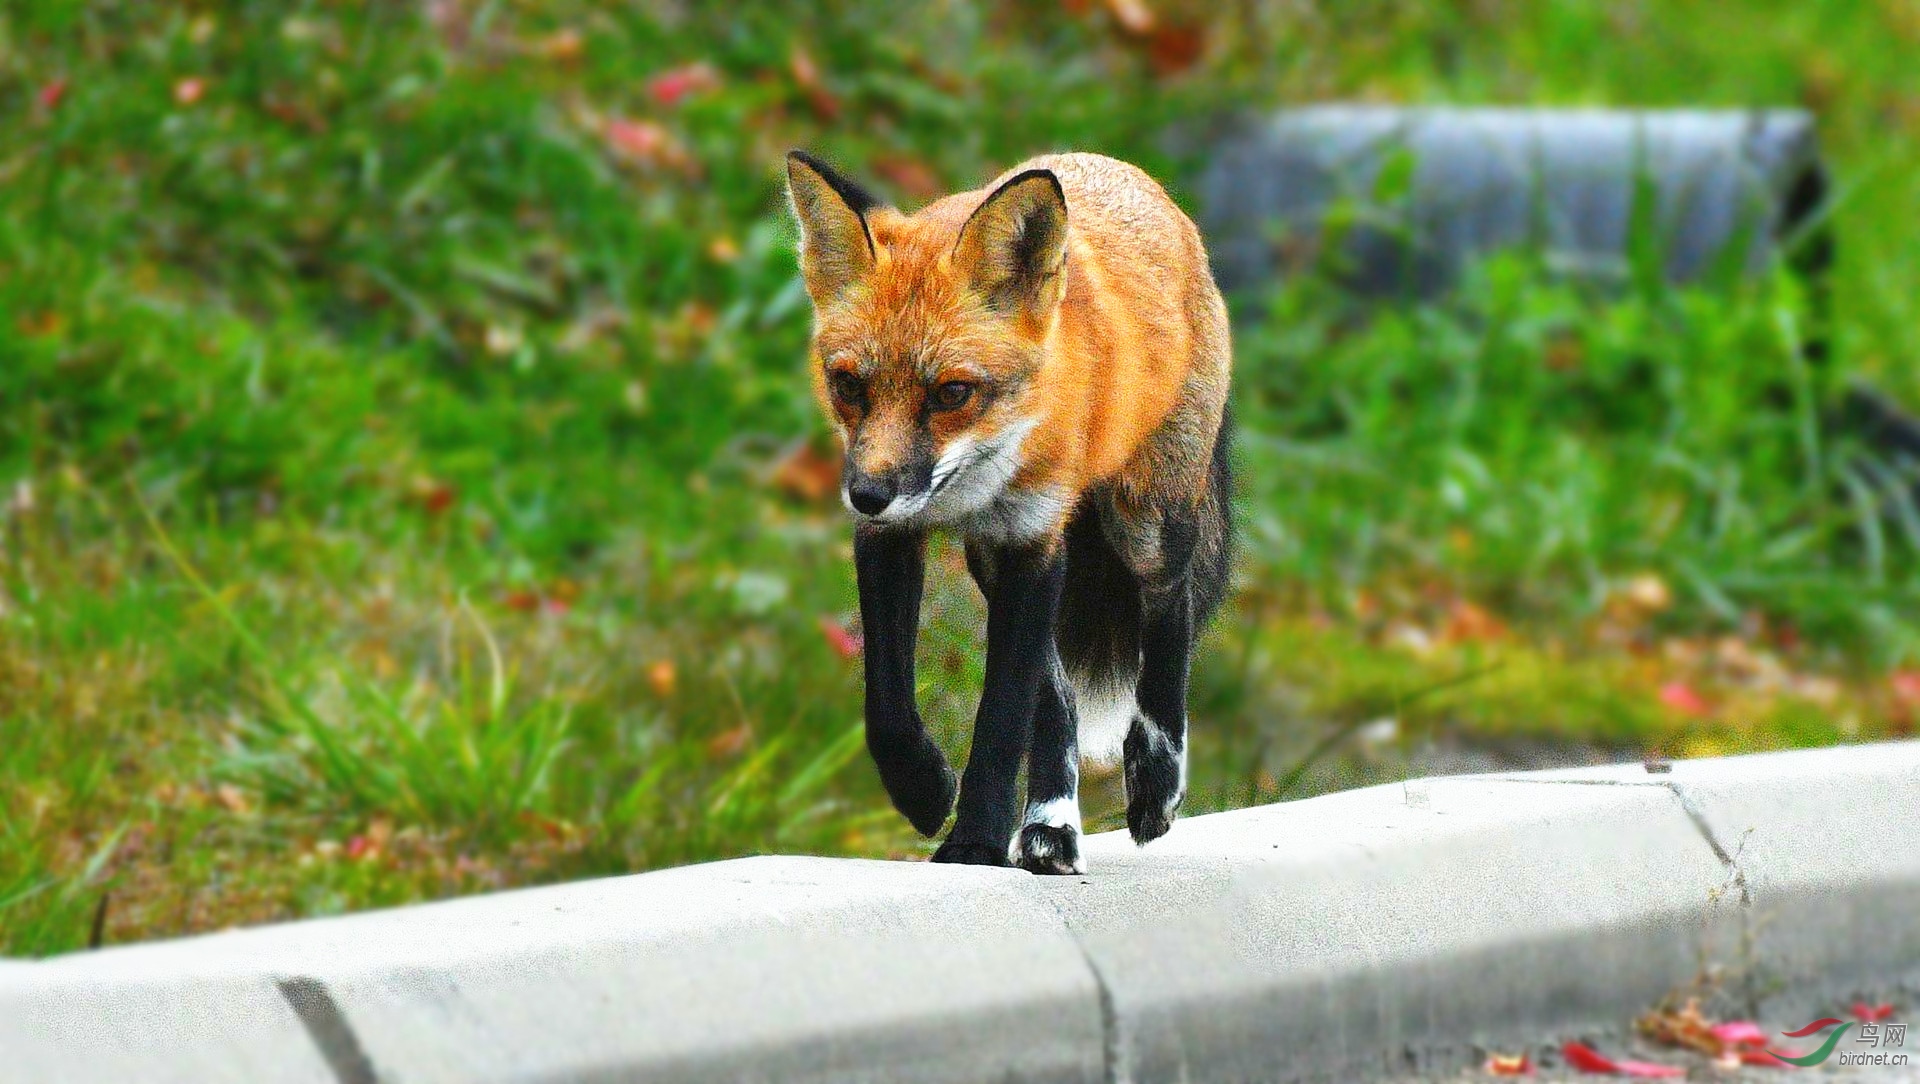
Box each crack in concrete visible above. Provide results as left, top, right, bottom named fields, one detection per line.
left=1487, top=774, right=1764, bottom=1014
left=1483, top=776, right=1752, bottom=902
left=277, top=976, right=379, bottom=1084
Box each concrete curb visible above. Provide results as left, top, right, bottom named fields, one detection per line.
left=5, top=742, right=1916, bottom=1083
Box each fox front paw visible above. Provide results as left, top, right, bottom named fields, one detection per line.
left=1015, top=823, right=1084, bottom=875
left=871, top=730, right=957, bottom=837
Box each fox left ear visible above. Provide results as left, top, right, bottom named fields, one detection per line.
left=786, top=150, right=884, bottom=309
left=954, top=169, right=1068, bottom=326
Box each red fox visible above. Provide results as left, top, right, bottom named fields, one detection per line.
left=786, top=150, right=1232, bottom=873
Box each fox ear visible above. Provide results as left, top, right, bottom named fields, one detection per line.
left=786, top=151, right=882, bottom=308
left=953, top=169, right=1067, bottom=324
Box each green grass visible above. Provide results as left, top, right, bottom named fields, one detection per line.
left=4, top=0, right=1920, bottom=955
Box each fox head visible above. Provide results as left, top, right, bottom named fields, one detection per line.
left=785, top=151, right=1067, bottom=526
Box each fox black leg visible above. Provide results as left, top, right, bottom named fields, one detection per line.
left=855, top=525, right=956, bottom=837
left=1015, top=651, right=1083, bottom=874
left=1124, top=499, right=1204, bottom=847
left=933, top=541, right=1068, bottom=867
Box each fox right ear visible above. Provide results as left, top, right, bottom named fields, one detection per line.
left=786, top=151, right=881, bottom=308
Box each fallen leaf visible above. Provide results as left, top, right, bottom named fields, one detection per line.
left=1852, top=1002, right=1895, bottom=1022
left=411, top=477, right=457, bottom=515
left=603, top=116, right=695, bottom=174
left=502, top=589, right=540, bottom=613
left=1145, top=23, right=1206, bottom=76
left=1708, top=1021, right=1769, bottom=1047
left=818, top=615, right=863, bottom=660
left=772, top=443, right=842, bottom=504
left=174, top=77, right=207, bottom=105
left=1562, top=1041, right=1684, bottom=1077
left=1484, top=1052, right=1533, bottom=1075
left=1657, top=680, right=1711, bottom=717
left=789, top=46, right=840, bottom=120
left=1102, top=0, right=1155, bottom=34
left=647, top=659, right=677, bottom=698
left=1623, top=573, right=1672, bottom=612
left=213, top=783, right=251, bottom=815
left=872, top=154, right=944, bottom=201
left=1442, top=599, right=1507, bottom=643
left=1890, top=670, right=1920, bottom=703
left=706, top=724, right=752, bottom=758
left=1637, top=999, right=1722, bottom=1056
left=706, top=235, right=740, bottom=263
left=16, top=311, right=64, bottom=338
left=647, top=61, right=720, bottom=107
left=535, top=28, right=584, bottom=63
left=38, top=79, right=67, bottom=110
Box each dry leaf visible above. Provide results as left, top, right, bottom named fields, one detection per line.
left=647, top=659, right=677, bottom=698
left=789, top=46, right=841, bottom=120
left=603, top=116, right=696, bottom=174
left=648, top=61, right=720, bottom=107
left=1657, top=680, right=1710, bottom=717
left=1484, top=1052, right=1533, bottom=1075
left=536, top=28, right=584, bottom=63
left=772, top=443, right=842, bottom=504
left=1145, top=23, right=1206, bottom=76
left=818, top=615, right=863, bottom=660
left=706, top=724, right=752, bottom=758
left=1442, top=599, right=1507, bottom=643
left=872, top=154, right=944, bottom=201
left=1102, top=0, right=1155, bottom=34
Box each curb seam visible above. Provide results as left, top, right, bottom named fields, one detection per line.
left=1037, top=892, right=1127, bottom=1084
left=276, top=975, right=379, bottom=1084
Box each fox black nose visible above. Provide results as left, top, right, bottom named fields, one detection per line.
left=847, top=475, right=896, bottom=515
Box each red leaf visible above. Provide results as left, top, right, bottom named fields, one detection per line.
left=1657, top=680, right=1711, bottom=717
left=1562, top=1041, right=1684, bottom=1077
left=789, top=46, right=840, bottom=121
left=1709, top=1021, right=1769, bottom=1047
left=817, top=615, right=863, bottom=660
left=647, top=62, right=719, bottom=107
left=605, top=116, right=666, bottom=158
left=38, top=79, right=67, bottom=110
left=1890, top=670, right=1920, bottom=702
left=1852, top=1002, right=1895, bottom=1022
left=871, top=154, right=945, bottom=201
left=1145, top=23, right=1206, bottom=77
left=771, top=443, right=842, bottom=504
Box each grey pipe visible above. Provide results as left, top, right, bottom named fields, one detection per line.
left=1195, top=106, right=1828, bottom=299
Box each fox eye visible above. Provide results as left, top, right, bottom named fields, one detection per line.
left=930, top=381, right=974, bottom=411
left=828, top=370, right=867, bottom=407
